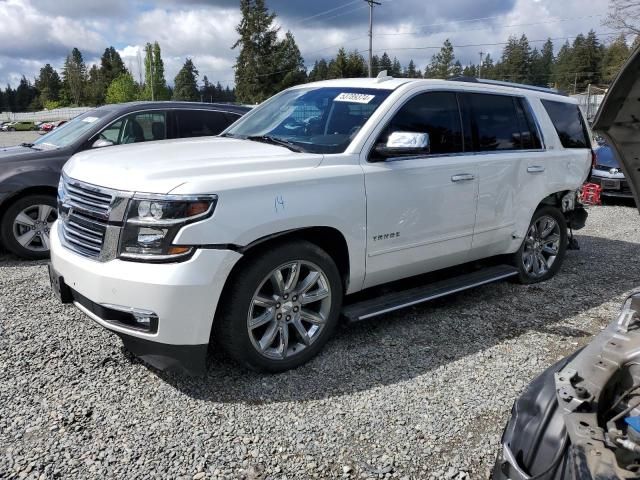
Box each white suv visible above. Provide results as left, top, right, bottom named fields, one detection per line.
left=48, top=76, right=592, bottom=373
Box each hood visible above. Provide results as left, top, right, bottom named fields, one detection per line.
left=63, top=136, right=323, bottom=193
left=0, top=144, right=53, bottom=161
left=594, top=145, right=620, bottom=169
left=593, top=46, right=640, bottom=212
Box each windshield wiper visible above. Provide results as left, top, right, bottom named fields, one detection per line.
left=20, top=143, right=34, bottom=148
left=246, top=135, right=305, bottom=153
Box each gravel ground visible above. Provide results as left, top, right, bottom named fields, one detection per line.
left=1, top=204, right=639, bottom=480
left=0, top=131, right=42, bottom=147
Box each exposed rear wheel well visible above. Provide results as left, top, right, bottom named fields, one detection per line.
left=538, top=190, right=571, bottom=209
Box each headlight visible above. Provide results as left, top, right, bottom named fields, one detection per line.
left=119, top=194, right=217, bottom=262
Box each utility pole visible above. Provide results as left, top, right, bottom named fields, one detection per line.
left=365, top=0, right=381, bottom=77
left=478, top=51, right=485, bottom=78
left=573, top=72, right=578, bottom=95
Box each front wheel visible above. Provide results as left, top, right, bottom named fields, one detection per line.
left=512, top=206, right=568, bottom=284
left=0, top=194, right=58, bottom=260
left=216, top=241, right=343, bottom=372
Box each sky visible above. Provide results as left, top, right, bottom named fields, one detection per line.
left=0, top=0, right=616, bottom=89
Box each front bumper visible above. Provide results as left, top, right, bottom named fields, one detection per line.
left=49, top=221, right=242, bottom=372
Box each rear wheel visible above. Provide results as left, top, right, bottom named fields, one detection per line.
left=216, top=241, right=343, bottom=372
left=0, top=194, right=57, bottom=260
left=512, top=206, right=567, bottom=284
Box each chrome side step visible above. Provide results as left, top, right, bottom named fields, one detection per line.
left=342, top=264, right=518, bottom=322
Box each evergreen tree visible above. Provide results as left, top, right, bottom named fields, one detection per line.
left=35, top=64, right=61, bottom=104
left=426, top=39, right=456, bottom=78
left=15, top=76, right=37, bottom=111
left=143, top=42, right=169, bottom=100
left=105, top=72, right=139, bottom=104
left=100, top=47, right=127, bottom=87
left=370, top=54, right=381, bottom=77
left=391, top=57, right=402, bottom=77
left=480, top=53, right=496, bottom=79
left=4, top=85, right=16, bottom=111
left=378, top=52, right=393, bottom=74
left=530, top=39, right=554, bottom=87
left=571, top=30, right=603, bottom=92
left=85, top=65, right=106, bottom=106
left=275, top=31, right=307, bottom=89
left=462, top=64, right=478, bottom=77
left=0, top=89, right=4, bottom=112
left=346, top=50, right=367, bottom=77
left=405, top=59, right=419, bottom=78
left=601, top=34, right=630, bottom=83
left=233, top=0, right=279, bottom=103
left=62, top=47, right=87, bottom=105
left=173, top=58, right=200, bottom=101
left=552, top=41, right=574, bottom=91
left=308, top=59, right=329, bottom=81
left=328, top=48, right=349, bottom=78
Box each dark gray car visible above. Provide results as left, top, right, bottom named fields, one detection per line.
left=494, top=47, right=640, bottom=480
left=0, top=101, right=250, bottom=259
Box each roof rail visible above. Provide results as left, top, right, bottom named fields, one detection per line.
left=447, top=76, right=567, bottom=96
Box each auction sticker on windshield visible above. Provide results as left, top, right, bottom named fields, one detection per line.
left=334, top=93, right=376, bottom=104
left=82, top=117, right=99, bottom=123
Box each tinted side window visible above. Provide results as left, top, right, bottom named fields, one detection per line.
left=467, top=93, right=523, bottom=151
left=100, top=111, right=166, bottom=145
left=176, top=110, right=233, bottom=138
left=377, top=91, right=463, bottom=155
left=541, top=100, right=589, bottom=148
left=514, top=98, right=542, bottom=149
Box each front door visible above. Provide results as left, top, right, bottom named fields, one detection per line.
left=362, top=91, right=478, bottom=288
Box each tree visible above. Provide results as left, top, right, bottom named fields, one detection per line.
left=15, top=76, right=37, bottom=112
left=391, top=57, right=402, bottom=77
left=275, top=31, right=307, bottom=89
left=601, top=34, right=630, bottom=83
left=233, top=0, right=279, bottom=103
left=552, top=41, right=574, bottom=91
left=62, top=47, right=87, bottom=105
left=378, top=52, right=393, bottom=74
left=530, top=39, right=554, bottom=86
left=480, top=53, right=496, bottom=79
left=100, top=47, right=127, bottom=87
left=173, top=58, right=200, bottom=101
left=605, top=0, right=640, bottom=36
left=85, top=65, right=106, bottom=106
left=370, top=54, right=381, bottom=77
left=35, top=64, right=61, bottom=104
left=142, top=42, right=169, bottom=100
left=570, top=30, right=603, bottom=91
left=462, top=64, right=478, bottom=77
left=105, top=72, right=139, bottom=104
left=497, top=35, right=531, bottom=83
left=4, top=85, right=16, bottom=111
left=425, top=39, right=456, bottom=78
left=405, top=59, right=420, bottom=78
left=328, top=48, right=349, bottom=78
left=308, top=59, right=329, bottom=81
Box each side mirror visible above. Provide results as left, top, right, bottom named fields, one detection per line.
left=374, top=131, right=430, bottom=159
left=92, top=138, right=114, bottom=149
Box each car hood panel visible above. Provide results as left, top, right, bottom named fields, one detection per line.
left=63, top=136, right=324, bottom=193
left=593, top=46, right=640, bottom=211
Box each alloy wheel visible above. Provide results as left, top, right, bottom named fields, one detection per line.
left=12, top=204, right=57, bottom=252
left=522, top=215, right=561, bottom=278
left=247, top=260, right=332, bottom=360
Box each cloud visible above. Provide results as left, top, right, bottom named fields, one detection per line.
left=0, top=0, right=615, bottom=89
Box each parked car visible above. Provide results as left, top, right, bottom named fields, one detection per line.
left=589, top=141, right=635, bottom=199
left=9, top=121, right=37, bottom=131
left=48, top=76, right=592, bottom=375
left=0, top=102, right=250, bottom=259
left=494, top=47, right=640, bottom=480
left=40, top=120, right=67, bottom=133
left=1, top=122, right=16, bottom=131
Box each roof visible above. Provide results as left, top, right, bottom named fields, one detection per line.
left=295, top=77, right=578, bottom=102
left=94, top=101, right=251, bottom=115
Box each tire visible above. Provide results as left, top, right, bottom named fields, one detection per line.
left=216, top=240, right=343, bottom=372
left=0, top=194, right=57, bottom=260
left=511, top=206, right=567, bottom=284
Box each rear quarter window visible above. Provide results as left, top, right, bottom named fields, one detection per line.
left=541, top=99, right=590, bottom=148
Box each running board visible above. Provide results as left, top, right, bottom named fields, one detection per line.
left=342, top=264, right=518, bottom=322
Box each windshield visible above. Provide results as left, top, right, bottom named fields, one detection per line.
left=225, top=87, right=392, bottom=154
left=33, top=110, right=111, bottom=149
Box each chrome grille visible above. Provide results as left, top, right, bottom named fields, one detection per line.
left=58, top=176, right=115, bottom=259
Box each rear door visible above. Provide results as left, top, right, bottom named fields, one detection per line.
left=460, top=92, right=548, bottom=259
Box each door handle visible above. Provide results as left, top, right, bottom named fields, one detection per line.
left=527, top=165, right=545, bottom=173
left=451, top=173, right=475, bottom=182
